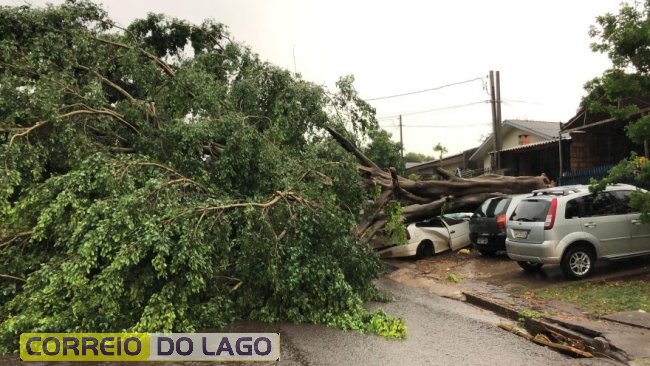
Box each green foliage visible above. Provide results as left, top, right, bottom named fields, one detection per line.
left=0, top=1, right=406, bottom=353
left=433, top=142, right=448, bottom=164
left=445, top=273, right=461, bottom=283
left=586, top=1, right=650, bottom=219
left=403, top=152, right=434, bottom=163
left=364, top=129, right=405, bottom=173
left=517, top=308, right=542, bottom=327
left=406, top=173, right=422, bottom=181
left=383, top=202, right=406, bottom=245
left=326, top=308, right=407, bottom=339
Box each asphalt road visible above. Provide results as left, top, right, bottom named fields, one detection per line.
left=267, top=277, right=617, bottom=366
left=0, top=277, right=620, bottom=366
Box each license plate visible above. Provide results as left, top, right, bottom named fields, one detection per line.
left=477, top=237, right=488, bottom=244
left=513, top=230, right=528, bottom=239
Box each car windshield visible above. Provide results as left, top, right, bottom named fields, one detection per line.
left=510, top=199, right=550, bottom=222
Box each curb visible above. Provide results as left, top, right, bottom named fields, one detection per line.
left=463, top=292, right=519, bottom=320
left=463, top=291, right=629, bottom=363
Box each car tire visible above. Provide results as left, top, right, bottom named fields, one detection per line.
left=478, top=248, right=497, bottom=256
left=517, top=261, right=543, bottom=272
left=561, top=245, right=595, bottom=280
left=416, top=241, right=434, bottom=259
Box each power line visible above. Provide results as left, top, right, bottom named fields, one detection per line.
left=377, top=100, right=488, bottom=120
left=501, top=99, right=543, bottom=105
left=366, top=77, right=485, bottom=101
left=381, top=122, right=491, bottom=128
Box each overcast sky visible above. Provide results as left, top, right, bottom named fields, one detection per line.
left=5, top=0, right=628, bottom=155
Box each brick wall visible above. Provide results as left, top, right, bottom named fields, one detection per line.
left=569, top=120, right=641, bottom=171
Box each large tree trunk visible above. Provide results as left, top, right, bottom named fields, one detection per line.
left=325, top=125, right=552, bottom=243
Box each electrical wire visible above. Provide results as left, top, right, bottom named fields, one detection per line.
left=377, top=100, right=488, bottom=120
left=381, top=122, right=491, bottom=128
left=366, top=77, right=485, bottom=101
left=501, top=99, right=543, bottom=105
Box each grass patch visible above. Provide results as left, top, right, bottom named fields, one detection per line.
left=517, top=308, right=543, bottom=327
left=446, top=273, right=461, bottom=283
left=535, top=278, right=650, bottom=316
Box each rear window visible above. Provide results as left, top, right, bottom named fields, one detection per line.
left=474, top=197, right=512, bottom=218
left=510, top=199, right=551, bottom=222
left=415, top=218, right=445, bottom=228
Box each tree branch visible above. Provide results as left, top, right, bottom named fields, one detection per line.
left=0, top=274, right=26, bottom=282
left=0, top=231, right=32, bottom=249
left=196, top=192, right=285, bottom=213
left=203, top=143, right=225, bottom=156
left=76, top=65, right=137, bottom=103
left=324, top=125, right=381, bottom=170
left=8, top=121, right=49, bottom=145
left=91, top=35, right=176, bottom=78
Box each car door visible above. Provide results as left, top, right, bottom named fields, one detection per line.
left=443, top=217, right=471, bottom=250
left=414, top=218, right=449, bottom=244
left=578, top=192, right=632, bottom=257
left=612, top=190, right=650, bottom=254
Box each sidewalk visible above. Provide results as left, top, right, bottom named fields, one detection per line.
left=384, top=256, right=650, bottom=365
left=463, top=274, right=650, bottom=365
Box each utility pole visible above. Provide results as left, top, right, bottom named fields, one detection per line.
left=488, top=71, right=503, bottom=171
left=488, top=71, right=500, bottom=171
left=399, top=114, right=404, bottom=158
left=495, top=71, right=502, bottom=170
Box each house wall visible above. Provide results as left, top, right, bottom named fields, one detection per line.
left=481, top=128, right=546, bottom=171
left=483, top=155, right=492, bottom=171
left=569, top=120, right=642, bottom=171
left=500, top=140, right=570, bottom=182
left=502, top=128, right=545, bottom=148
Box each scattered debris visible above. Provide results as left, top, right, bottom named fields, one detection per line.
left=498, top=323, right=593, bottom=358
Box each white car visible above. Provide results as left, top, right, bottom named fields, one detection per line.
left=377, top=213, right=473, bottom=258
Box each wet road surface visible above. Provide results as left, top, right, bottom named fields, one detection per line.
left=0, top=277, right=620, bottom=366
left=385, top=250, right=650, bottom=289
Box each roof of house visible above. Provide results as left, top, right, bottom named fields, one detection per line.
left=404, top=148, right=478, bottom=174
left=469, top=120, right=561, bottom=162
left=562, top=97, right=650, bottom=132
left=499, top=137, right=569, bottom=153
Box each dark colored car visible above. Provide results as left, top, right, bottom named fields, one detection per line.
left=469, top=194, right=527, bottom=255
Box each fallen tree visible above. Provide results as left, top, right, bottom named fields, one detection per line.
left=0, top=1, right=547, bottom=353
left=325, top=124, right=550, bottom=241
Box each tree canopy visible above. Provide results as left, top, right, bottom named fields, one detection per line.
left=585, top=0, right=650, bottom=209
left=0, top=1, right=555, bottom=353
left=364, top=129, right=405, bottom=173
left=0, top=1, right=407, bottom=352
left=404, top=152, right=435, bottom=163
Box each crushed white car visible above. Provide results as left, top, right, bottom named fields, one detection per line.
left=376, top=213, right=473, bottom=259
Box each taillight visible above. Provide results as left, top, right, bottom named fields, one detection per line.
left=496, top=213, right=506, bottom=230
left=405, top=228, right=411, bottom=240
left=497, top=214, right=506, bottom=230
left=544, top=198, right=558, bottom=230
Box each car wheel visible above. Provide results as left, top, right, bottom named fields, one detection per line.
left=416, top=241, right=434, bottom=259
left=517, top=261, right=543, bottom=272
left=479, top=248, right=497, bottom=256
left=561, top=245, right=595, bottom=280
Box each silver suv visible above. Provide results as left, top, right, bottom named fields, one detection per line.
left=505, top=184, right=650, bottom=279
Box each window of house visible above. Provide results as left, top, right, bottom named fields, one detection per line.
left=518, top=134, right=530, bottom=145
